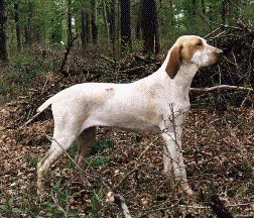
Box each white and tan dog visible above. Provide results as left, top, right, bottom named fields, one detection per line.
left=36, top=35, right=222, bottom=194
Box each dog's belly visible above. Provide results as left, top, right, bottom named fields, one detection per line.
left=109, top=118, right=162, bottom=134
left=81, top=110, right=162, bottom=135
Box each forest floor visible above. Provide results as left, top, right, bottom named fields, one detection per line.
left=1, top=104, right=254, bottom=217
left=1, top=46, right=254, bottom=217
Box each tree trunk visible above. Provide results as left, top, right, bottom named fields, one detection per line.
left=102, top=0, right=110, bottom=46
left=201, top=0, right=205, bottom=15
left=81, top=9, right=90, bottom=48
left=14, top=2, right=21, bottom=50
left=91, top=0, right=98, bottom=44
left=221, top=0, right=228, bottom=26
left=136, top=2, right=142, bottom=39
left=141, top=0, right=159, bottom=55
left=81, top=9, right=86, bottom=48
left=85, top=12, right=90, bottom=43
left=24, top=2, right=33, bottom=46
left=168, top=0, right=174, bottom=29
left=120, top=0, right=131, bottom=50
left=108, top=0, right=115, bottom=44
left=192, top=0, right=197, bottom=16
left=67, top=0, right=73, bottom=45
left=0, top=0, right=7, bottom=61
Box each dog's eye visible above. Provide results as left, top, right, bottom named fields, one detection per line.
left=196, top=41, right=203, bottom=47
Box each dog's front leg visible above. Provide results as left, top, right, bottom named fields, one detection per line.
left=162, top=132, right=193, bottom=195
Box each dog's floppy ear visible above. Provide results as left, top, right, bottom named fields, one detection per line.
left=165, top=45, right=182, bottom=79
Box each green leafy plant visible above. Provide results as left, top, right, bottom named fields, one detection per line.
left=89, top=188, right=103, bottom=216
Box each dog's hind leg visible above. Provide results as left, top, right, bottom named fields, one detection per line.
left=37, top=122, right=79, bottom=194
left=75, top=127, right=97, bottom=168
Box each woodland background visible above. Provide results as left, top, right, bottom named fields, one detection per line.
left=0, top=0, right=254, bottom=217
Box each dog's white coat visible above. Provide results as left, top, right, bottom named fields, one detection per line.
left=37, top=35, right=222, bottom=194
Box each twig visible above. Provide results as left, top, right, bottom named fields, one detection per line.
left=112, top=166, right=140, bottom=191
left=190, top=85, right=253, bottom=92
left=227, top=203, right=250, bottom=207
left=22, top=112, right=41, bottom=127
left=179, top=204, right=209, bottom=209
left=204, top=27, right=222, bottom=39
left=134, top=55, right=160, bottom=64
left=58, top=34, right=79, bottom=76
left=179, top=203, right=250, bottom=209
left=51, top=191, right=68, bottom=218
left=198, top=11, right=242, bottom=31
left=106, top=192, right=132, bottom=218
left=119, top=195, right=132, bottom=218
left=96, top=54, right=116, bottom=64
left=136, top=195, right=184, bottom=218
left=45, top=134, right=101, bottom=186
left=136, top=140, right=155, bottom=162
left=45, top=135, right=87, bottom=173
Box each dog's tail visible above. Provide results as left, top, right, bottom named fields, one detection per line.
left=23, top=96, right=55, bottom=127
left=36, top=96, right=54, bottom=113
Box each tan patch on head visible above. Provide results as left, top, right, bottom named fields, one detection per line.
left=165, top=36, right=205, bottom=79
left=165, top=45, right=182, bottom=79
left=180, top=37, right=204, bottom=61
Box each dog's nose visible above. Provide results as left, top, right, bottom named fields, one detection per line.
left=217, top=48, right=223, bottom=55
left=216, top=48, right=223, bottom=59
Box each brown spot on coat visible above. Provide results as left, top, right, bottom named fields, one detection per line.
left=106, top=87, right=114, bottom=92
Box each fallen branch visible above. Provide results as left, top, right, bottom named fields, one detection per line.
left=190, top=85, right=253, bottom=92
left=106, top=192, right=132, bottom=218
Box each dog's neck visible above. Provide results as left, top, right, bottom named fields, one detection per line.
left=161, top=50, right=199, bottom=87
left=158, top=58, right=198, bottom=93
left=136, top=58, right=199, bottom=98
left=172, top=63, right=198, bottom=89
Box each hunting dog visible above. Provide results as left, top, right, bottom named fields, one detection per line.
left=36, top=35, right=222, bottom=194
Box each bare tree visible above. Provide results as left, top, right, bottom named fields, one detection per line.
left=67, top=0, right=73, bottom=45
left=91, top=0, right=98, bottom=44
left=24, top=2, right=33, bottom=45
left=108, top=0, right=116, bottom=45
left=120, top=0, right=131, bottom=50
left=0, top=0, right=7, bottom=61
left=136, top=1, right=142, bottom=39
left=14, top=2, right=21, bottom=50
left=201, top=0, right=206, bottom=15
left=141, top=0, right=159, bottom=56
left=81, top=9, right=90, bottom=48
left=81, top=9, right=86, bottom=48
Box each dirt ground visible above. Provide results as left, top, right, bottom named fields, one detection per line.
left=1, top=102, right=254, bottom=217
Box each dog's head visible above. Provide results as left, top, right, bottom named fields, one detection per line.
left=166, top=35, right=223, bottom=79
